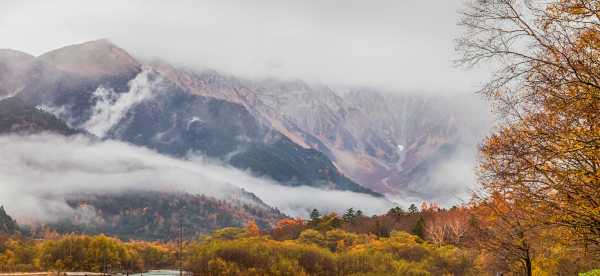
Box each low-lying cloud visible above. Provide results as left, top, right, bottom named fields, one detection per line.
left=83, top=69, right=159, bottom=137
left=0, top=133, right=394, bottom=223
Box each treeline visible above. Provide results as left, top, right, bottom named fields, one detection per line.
left=1, top=203, right=599, bottom=275
left=191, top=204, right=600, bottom=275
left=0, top=206, right=478, bottom=275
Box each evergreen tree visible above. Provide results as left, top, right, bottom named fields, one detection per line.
left=412, top=217, right=425, bottom=239
left=309, top=209, right=321, bottom=225
left=342, top=208, right=355, bottom=223
left=408, top=204, right=419, bottom=214
left=387, top=207, right=405, bottom=217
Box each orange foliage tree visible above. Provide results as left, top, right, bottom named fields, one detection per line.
left=459, top=0, right=600, bottom=252
left=245, top=220, right=261, bottom=237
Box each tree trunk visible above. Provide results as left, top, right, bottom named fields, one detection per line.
left=524, top=256, right=532, bottom=276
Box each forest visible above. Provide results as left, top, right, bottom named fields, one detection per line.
left=1, top=204, right=599, bottom=275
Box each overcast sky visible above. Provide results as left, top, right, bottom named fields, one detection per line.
left=0, top=0, right=488, bottom=93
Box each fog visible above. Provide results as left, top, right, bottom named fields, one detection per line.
left=0, top=0, right=489, bottom=93
left=0, top=133, right=394, bottom=223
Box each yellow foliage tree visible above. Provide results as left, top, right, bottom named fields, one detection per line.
left=459, top=0, right=600, bottom=253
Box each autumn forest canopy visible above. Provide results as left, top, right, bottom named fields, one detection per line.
left=0, top=0, right=599, bottom=275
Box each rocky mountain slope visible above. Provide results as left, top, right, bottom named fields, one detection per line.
left=168, top=72, right=489, bottom=201
left=145, top=59, right=488, bottom=201
left=0, top=206, right=18, bottom=235
left=52, top=191, right=284, bottom=240
left=0, top=40, right=376, bottom=196
left=0, top=96, right=287, bottom=239
left=1, top=39, right=488, bottom=208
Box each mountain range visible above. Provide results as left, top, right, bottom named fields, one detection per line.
left=0, top=39, right=487, bottom=238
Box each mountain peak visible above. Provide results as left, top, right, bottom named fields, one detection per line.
left=0, top=49, right=35, bottom=61
left=0, top=49, right=37, bottom=98
left=38, top=39, right=141, bottom=79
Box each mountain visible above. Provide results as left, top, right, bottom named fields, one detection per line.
left=1, top=39, right=487, bottom=204
left=3, top=40, right=377, bottom=196
left=38, top=39, right=141, bottom=80
left=0, top=206, right=18, bottom=235
left=0, top=40, right=391, bottom=240
left=339, top=89, right=486, bottom=197
left=146, top=62, right=488, bottom=200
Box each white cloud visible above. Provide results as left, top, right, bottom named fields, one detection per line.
left=83, top=69, right=159, bottom=137
left=0, top=133, right=394, bottom=223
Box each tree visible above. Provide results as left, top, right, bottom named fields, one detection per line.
left=412, top=217, right=425, bottom=239
left=468, top=194, right=541, bottom=276
left=387, top=207, right=405, bottom=217
left=458, top=0, right=600, bottom=251
left=245, top=220, right=260, bottom=237
left=408, top=204, right=419, bottom=214
left=355, top=210, right=363, bottom=218
left=309, top=209, right=321, bottom=225
left=424, top=206, right=470, bottom=245
left=342, top=208, right=355, bottom=223
left=298, top=229, right=326, bottom=247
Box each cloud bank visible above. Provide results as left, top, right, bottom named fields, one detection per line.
left=0, top=133, right=394, bottom=223
left=0, top=0, right=489, bottom=93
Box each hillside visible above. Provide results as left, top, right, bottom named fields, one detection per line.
left=48, top=191, right=284, bottom=240
left=0, top=97, right=78, bottom=135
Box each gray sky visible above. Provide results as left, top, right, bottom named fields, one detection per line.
left=0, top=0, right=487, bottom=93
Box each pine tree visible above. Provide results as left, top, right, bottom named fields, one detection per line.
left=408, top=204, right=419, bottom=214
left=343, top=208, right=355, bottom=223
left=355, top=210, right=363, bottom=218
left=387, top=207, right=405, bottom=217
left=309, top=209, right=321, bottom=225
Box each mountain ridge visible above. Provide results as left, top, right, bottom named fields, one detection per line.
left=1, top=40, right=380, bottom=197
